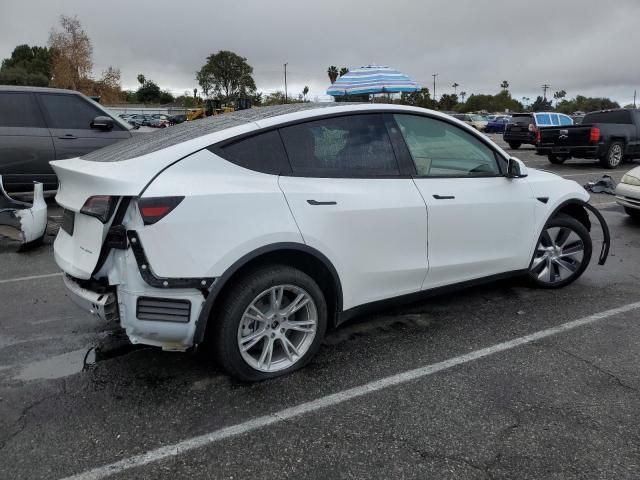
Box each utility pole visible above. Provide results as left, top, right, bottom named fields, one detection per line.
left=634, top=90, right=637, bottom=108
left=542, top=84, right=550, bottom=100
left=284, top=63, right=288, bottom=104
left=432, top=73, right=438, bottom=102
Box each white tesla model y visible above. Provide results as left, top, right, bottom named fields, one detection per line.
left=52, top=103, right=610, bottom=381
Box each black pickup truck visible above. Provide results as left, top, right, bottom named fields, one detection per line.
left=536, top=109, right=640, bottom=168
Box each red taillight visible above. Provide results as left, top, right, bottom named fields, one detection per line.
left=138, top=196, right=184, bottom=225
left=590, top=127, right=601, bottom=143
left=536, top=129, right=541, bottom=144
left=80, top=195, right=117, bottom=223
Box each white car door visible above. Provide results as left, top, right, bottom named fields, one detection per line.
left=278, top=113, right=428, bottom=310
left=392, top=113, right=536, bottom=289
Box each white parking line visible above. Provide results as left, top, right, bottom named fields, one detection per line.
left=60, top=300, right=640, bottom=480
left=0, top=272, right=62, bottom=285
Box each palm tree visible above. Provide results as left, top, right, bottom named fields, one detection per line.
left=302, top=85, right=309, bottom=101
left=500, top=80, right=509, bottom=92
left=452, top=83, right=460, bottom=95
left=459, top=91, right=467, bottom=103
left=339, top=67, right=349, bottom=77
left=327, top=66, right=339, bottom=84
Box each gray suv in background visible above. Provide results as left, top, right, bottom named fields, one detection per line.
left=0, top=86, right=133, bottom=193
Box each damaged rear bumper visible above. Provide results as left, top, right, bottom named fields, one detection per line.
left=0, top=175, right=47, bottom=247
left=62, top=274, right=119, bottom=322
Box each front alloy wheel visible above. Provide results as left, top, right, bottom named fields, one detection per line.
left=238, top=285, right=317, bottom=373
left=528, top=215, right=592, bottom=288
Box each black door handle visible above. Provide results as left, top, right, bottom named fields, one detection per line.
left=433, top=195, right=455, bottom=200
left=58, top=134, right=77, bottom=140
left=307, top=200, right=337, bottom=206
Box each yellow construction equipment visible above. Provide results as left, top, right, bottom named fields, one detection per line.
left=185, top=98, right=252, bottom=121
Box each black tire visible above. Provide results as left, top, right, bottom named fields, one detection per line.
left=624, top=207, right=640, bottom=221
left=599, top=141, right=625, bottom=169
left=548, top=154, right=568, bottom=165
left=508, top=142, right=521, bottom=150
left=527, top=214, right=592, bottom=289
left=212, top=264, right=327, bottom=382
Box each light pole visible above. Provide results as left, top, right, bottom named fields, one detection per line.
left=284, top=63, right=288, bottom=104
left=432, top=73, right=439, bottom=102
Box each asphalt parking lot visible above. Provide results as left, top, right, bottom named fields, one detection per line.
left=1, top=138, right=640, bottom=480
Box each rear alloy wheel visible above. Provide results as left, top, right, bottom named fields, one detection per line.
left=213, top=265, right=327, bottom=381
left=600, top=141, right=624, bottom=169
left=528, top=215, right=592, bottom=289
left=548, top=154, right=568, bottom=165
left=508, top=142, right=521, bottom=150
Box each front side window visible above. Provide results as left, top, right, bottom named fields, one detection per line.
left=279, top=114, right=399, bottom=176
left=0, top=92, right=44, bottom=128
left=394, top=114, right=500, bottom=177
left=39, top=93, right=117, bottom=130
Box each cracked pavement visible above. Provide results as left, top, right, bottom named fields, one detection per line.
left=1, top=141, right=640, bottom=479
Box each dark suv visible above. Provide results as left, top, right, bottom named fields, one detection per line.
left=0, top=86, right=133, bottom=193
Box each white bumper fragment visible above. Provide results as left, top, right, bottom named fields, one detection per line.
left=0, top=176, right=48, bottom=247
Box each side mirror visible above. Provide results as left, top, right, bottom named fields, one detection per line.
left=506, top=157, right=528, bottom=178
left=91, top=116, right=114, bottom=131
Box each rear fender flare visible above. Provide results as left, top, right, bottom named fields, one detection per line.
left=194, top=242, right=343, bottom=344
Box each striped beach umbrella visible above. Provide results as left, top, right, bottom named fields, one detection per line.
left=326, top=65, right=421, bottom=96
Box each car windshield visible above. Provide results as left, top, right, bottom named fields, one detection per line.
left=469, top=115, right=485, bottom=121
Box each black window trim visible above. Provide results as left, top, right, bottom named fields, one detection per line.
left=209, top=109, right=509, bottom=179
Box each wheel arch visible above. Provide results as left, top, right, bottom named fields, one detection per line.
left=194, top=242, right=343, bottom=344
left=540, top=198, right=610, bottom=266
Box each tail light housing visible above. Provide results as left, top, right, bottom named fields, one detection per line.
left=536, top=129, right=541, bottom=144
left=138, top=196, right=184, bottom=225
left=590, top=127, right=601, bottom=143
left=81, top=196, right=117, bottom=223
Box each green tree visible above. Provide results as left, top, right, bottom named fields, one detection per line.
left=327, top=66, right=339, bottom=84
left=500, top=80, right=510, bottom=92
left=530, top=95, right=553, bottom=111
left=438, top=93, right=458, bottom=110
left=0, top=44, right=52, bottom=86
left=136, top=74, right=145, bottom=85
left=451, top=83, right=459, bottom=95
left=459, top=91, right=467, bottom=103
left=399, top=88, right=433, bottom=108
left=262, top=91, right=303, bottom=106
left=339, top=67, right=349, bottom=77
left=136, top=79, right=161, bottom=103
left=196, top=50, right=256, bottom=102
left=302, top=85, right=309, bottom=101
left=553, top=89, right=567, bottom=107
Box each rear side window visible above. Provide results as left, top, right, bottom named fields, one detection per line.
left=583, top=110, right=632, bottom=124
left=218, top=130, right=290, bottom=175
left=279, top=114, right=400, bottom=177
left=535, top=114, right=551, bottom=126
left=39, top=93, right=115, bottom=130
left=0, top=92, right=44, bottom=128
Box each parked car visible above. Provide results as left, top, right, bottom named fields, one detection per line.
left=452, top=113, right=488, bottom=131
left=52, top=103, right=609, bottom=381
left=485, top=116, right=510, bottom=133
left=0, top=86, right=133, bottom=193
left=503, top=112, right=573, bottom=149
left=169, top=114, right=186, bottom=125
left=615, top=165, right=640, bottom=219
left=536, top=109, right=640, bottom=168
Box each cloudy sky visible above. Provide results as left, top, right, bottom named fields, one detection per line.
left=1, top=0, right=639, bottom=105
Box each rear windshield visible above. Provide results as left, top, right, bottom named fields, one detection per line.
left=583, top=110, right=633, bottom=125
left=508, top=114, right=532, bottom=125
